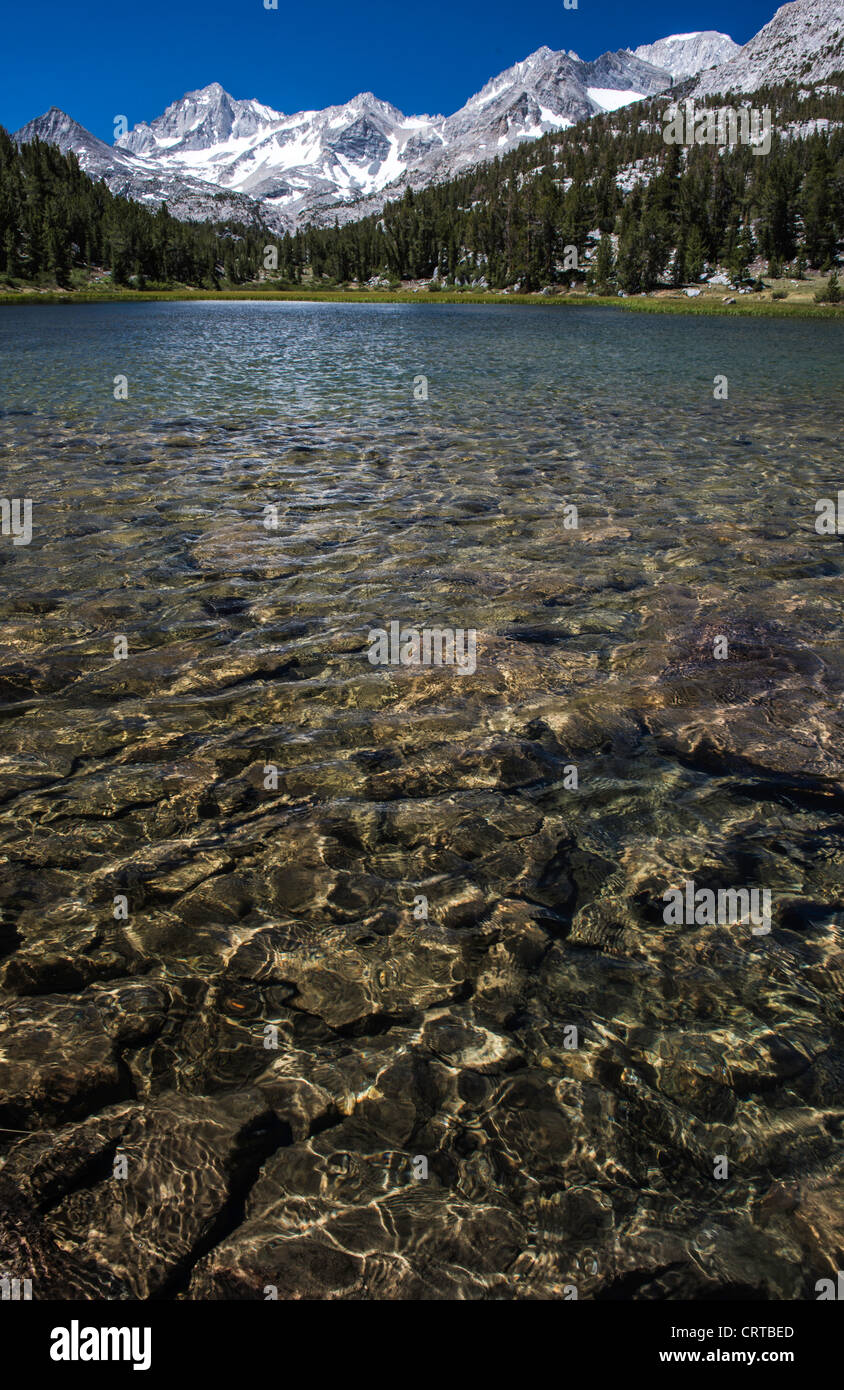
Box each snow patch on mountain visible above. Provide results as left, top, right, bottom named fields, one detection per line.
left=587, top=87, right=650, bottom=111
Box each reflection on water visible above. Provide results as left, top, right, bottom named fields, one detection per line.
left=0, top=303, right=842, bottom=1300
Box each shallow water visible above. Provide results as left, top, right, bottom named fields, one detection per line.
left=0, top=302, right=842, bottom=1300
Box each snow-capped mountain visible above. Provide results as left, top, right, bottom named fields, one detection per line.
left=10, top=2, right=842, bottom=232
left=391, top=46, right=674, bottom=180
left=633, top=32, right=741, bottom=81
left=101, top=46, right=676, bottom=228
left=110, top=85, right=449, bottom=226
left=12, top=105, right=270, bottom=226
left=9, top=47, right=677, bottom=231
left=692, top=0, right=844, bottom=96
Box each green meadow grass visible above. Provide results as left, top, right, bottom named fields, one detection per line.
left=0, top=287, right=841, bottom=318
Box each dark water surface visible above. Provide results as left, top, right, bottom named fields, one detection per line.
left=0, top=302, right=842, bottom=1299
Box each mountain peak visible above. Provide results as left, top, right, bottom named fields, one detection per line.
left=17, top=107, right=81, bottom=133
left=185, top=81, right=231, bottom=102
left=632, top=30, right=740, bottom=80
left=13, top=107, right=111, bottom=154
left=346, top=90, right=390, bottom=110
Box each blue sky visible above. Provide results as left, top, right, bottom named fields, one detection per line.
left=4, top=0, right=777, bottom=140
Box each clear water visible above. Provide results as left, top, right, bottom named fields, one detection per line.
left=0, top=302, right=842, bottom=1300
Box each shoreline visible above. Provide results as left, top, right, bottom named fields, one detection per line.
left=1, top=288, right=842, bottom=319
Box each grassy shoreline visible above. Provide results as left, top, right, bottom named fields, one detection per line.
left=0, top=287, right=841, bottom=318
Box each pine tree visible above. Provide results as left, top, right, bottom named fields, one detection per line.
left=46, top=224, right=71, bottom=287
left=3, top=226, right=17, bottom=276
left=592, top=233, right=615, bottom=292
left=802, top=142, right=837, bottom=267
left=682, top=225, right=707, bottom=283
left=616, top=212, right=644, bottom=293
left=759, top=161, right=797, bottom=263
left=728, top=225, right=754, bottom=283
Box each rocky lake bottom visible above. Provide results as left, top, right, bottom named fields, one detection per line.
left=0, top=302, right=842, bottom=1299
